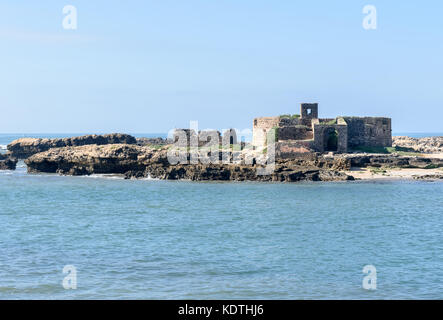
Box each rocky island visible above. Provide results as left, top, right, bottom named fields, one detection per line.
left=6, top=133, right=137, bottom=159
left=3, top=103, right=443, bottom=182
left=21, top=143, right=353, bottom=182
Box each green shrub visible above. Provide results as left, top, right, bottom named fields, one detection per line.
left=352, top=146, right=421, bottom=156
left=424, top=164, right=440, bottom=169
left=280, top=114, right=300, bottom=119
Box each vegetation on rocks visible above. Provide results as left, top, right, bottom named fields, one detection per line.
left=280, top=114, right=300, bottom=119
left=351, top=145, right=421, bottom=156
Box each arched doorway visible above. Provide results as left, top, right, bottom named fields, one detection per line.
left=325, top=129, right=338, bottom=151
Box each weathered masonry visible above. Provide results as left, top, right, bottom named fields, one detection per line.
left=252, top=103, right=392, bottom=157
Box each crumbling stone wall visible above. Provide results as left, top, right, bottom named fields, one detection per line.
left=278, top=125, right=313, bottom=141
left=252, top=104, right=392, bottom=153
left=313, top=124, right=348, bottom=153
left=198, top=130, right=221, bottom=147
left=252, top=117, right=279, bottom=147
left=275, top=141, right=314, bottom=159
left=279, top=116, right=312, bottom=127
left=174, top=129, right=233, bottom=148
left=173, top=129, right=198, bottom=147
left=222, top=129, right=238, bottom=146
left=343, top=117, right=392, bottom=148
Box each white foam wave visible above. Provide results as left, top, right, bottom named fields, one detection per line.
left=0, top=145, right=7, bottom=150
left=86, top=174, right=125, bottom=180
left=140, top=174, right=160, bottom=181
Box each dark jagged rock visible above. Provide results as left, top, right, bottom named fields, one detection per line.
left=412, top=174, right=443, bottom=180
left=7, top=133, right=137, bottom=159
left=0, top=153, right=17, bottom=170
left=135, top=163, right=353, bottom=182
left=25, top=144, right=354, bottom=182
left=25, top=144, right=145, bottom=175
left=343, top=154, right=443, bottom=169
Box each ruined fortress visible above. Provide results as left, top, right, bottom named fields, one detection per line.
left=253, top=103, right=392, bottom=157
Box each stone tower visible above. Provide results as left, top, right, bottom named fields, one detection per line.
left=300, top=103, right=318, bottom=119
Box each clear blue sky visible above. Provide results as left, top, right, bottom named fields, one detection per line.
left=1, top=0, right=442, bottom=133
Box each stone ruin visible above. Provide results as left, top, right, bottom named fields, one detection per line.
left=172, top=128, right=238, bottom=148
left=253, top=103, right=392, bottom=158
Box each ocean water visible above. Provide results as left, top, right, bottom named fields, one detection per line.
left=393, top=132, right=443, bottom=138
left=1, top=134, right=443, bottom=299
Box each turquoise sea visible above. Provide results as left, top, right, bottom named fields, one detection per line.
left=0, top=134, right=442, bottom=299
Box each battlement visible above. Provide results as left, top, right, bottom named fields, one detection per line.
left=252, top=103, right=392, bottom=154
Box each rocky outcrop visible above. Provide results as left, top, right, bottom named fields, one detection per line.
left=341, top=154, right=443, bottom=169
left=0, top=153, right=17, bottom=170
left=133, top=164, right=353, bottom=182
left=7, top=133, right=137, bottom=159
left=393, top=136, right=443, bottom=153
left=412, top=174, right=443, bottom=180
left=25, top=144, right=354, bottom=182
left=127, top=157, right=353, bottom=182
left=136, top=137, right=173, bottom=146
left=25, top=144, right=146, bottom=175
